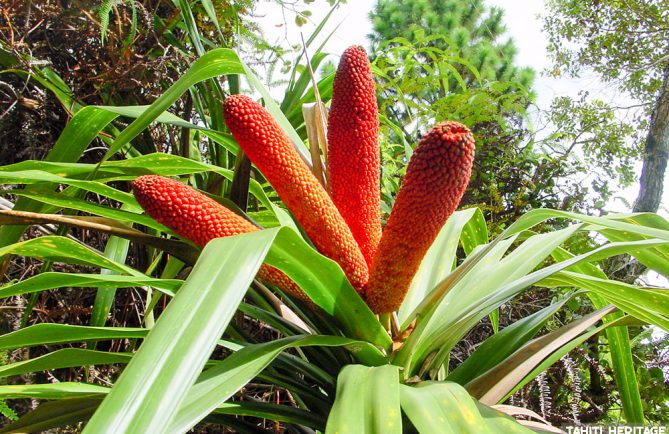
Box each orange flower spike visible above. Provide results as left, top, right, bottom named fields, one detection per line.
left=223, top=95, right=369, bottom=292
left=131, top=175, right=309, bottom=302
left=132, top=175, right=257, bottom=246
left=328, top=46, right=381, bottom=267
left=365, top=121, right=475, bottom=314
left=327, top=45, right=382, bottom=268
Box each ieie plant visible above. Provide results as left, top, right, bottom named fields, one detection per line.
left=0, top=44, right=667, bottom=434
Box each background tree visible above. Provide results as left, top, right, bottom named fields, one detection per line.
left=369, top=0, right=534, bottom=88
left=544, top=0, right=669, bottom=216
left=368, top=0, right=659, bottom=227
left=367, top=0, right=568, bottom=234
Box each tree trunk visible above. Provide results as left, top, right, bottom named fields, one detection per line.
left=634, top=63, right=669, bottom=213
left=606, top=62, right=669, bottom=282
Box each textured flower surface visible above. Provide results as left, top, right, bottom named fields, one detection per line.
left=364, top=121, right=475, bottom=314
left=223, top=94, right=369, bottom=293
left=132, top=175, right=308, bottom=302
left=132, top=175, right=257, bottom=246
left=327, top=45, right=381, bottom=268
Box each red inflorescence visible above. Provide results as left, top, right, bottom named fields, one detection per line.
left=132, top=175, right=257, bottom=246
left=131, top=175, right=309, bottom=303
left=364, top=121, right=475, bottom=314
left=327, top=45, right=382, bottom=269
left=223, top=94, right=370, bottom=293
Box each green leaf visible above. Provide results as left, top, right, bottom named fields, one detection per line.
left=398, top=226, right=580, bottom=375
left=0, top=272, right=180, bottom=298
left=103, top=49, right=244, bottom=159
left=0, top=336, right=378, bottom=433
left=541, top=271, right=669, bottom=330
left=448, top=295, right=574, bottom=385
left=0, top=170, right=137, bottom=206
left=97, top=104, right=226, bottom=134
left=501, top=209, right=669, bottom=242
left=214, top=402, right=325, bottom=429
left=0, top=211, right=199, bottom=266
left=176, top=0, right=205, bottom=56
left=262, top=228, right=390, bottom=349
left=83, top=231, right=270, bottom=434
left=170, top=335, right=385, bottom=433
left=594, top=307, right=643, bottom=424
left=399, top=231, right=668, bottom=377
left=325, top=365, right=401, bottom=434
left=80, top=226, right=386, bottom=433
left=399, top=208, right=479, bottom=322
left=502, top=315, right=637, bottom=405
left=92, top=233, right=132, bottom=327
left=465, top=306, right=616, bottom=404
left=549, top=239, right=645, bottom=425
left=598, top=213, right=669, bottom=278
left=0, top=236, right=141, bottom=276
left=0, top=383, right=109, bottom=400
left=399, top=234, right=518, bottom=331
left=0, top=324, right=147, bottom=350
left=460, top=207, right=488, bottom=255
left=400, top=382, right=532, bottom=434
left=0, top=398, right=101, bottom=434
left=0, top=349, right=132, bottom=379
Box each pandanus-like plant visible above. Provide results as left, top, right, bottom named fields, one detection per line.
left=0, top=44, right=667, bottom=434
left=133, top=46, right=476, bottom=317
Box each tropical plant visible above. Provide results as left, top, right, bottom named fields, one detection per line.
left=0, top=38, right=667, bottom=432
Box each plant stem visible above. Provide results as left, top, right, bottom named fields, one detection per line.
left=379, top=312, right=392, bottom=334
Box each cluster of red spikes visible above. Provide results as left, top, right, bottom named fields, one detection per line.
left=132, top=46, right=475, bottom=314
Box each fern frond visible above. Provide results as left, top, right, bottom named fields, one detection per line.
left=0, top=400, right=17, bottom=421
left=99, top=0, right=123, bottom=45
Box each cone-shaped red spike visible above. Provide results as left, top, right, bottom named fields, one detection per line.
left=327, top=45, right=381, bottom=268
left=132, top=175, right=308, bottom=302
left=365, top=121, right=475, bottom=314
left=223, top=95, right=369, bottom=293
